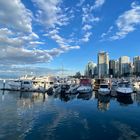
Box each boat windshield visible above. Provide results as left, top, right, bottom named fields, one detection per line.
left=118, top=83, right=131, bottom=88
left=23, top=81, right=31, bottom=84
left=100, top=85, right=108, bottom=88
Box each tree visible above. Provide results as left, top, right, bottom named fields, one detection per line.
left=74, top=72, right=81, bottom=78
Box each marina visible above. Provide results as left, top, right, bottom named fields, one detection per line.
left=1, top=77, right=140, bottom=96
left=1, top=0, right=140, bottom=139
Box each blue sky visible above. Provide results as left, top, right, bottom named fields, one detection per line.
left=0, top=0, right=140, bottom=77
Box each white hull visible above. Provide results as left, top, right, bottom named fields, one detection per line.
left=116, top=88, right=133, bottom=95
left=77, top=86, right=92, bottom=93
left=9, top=84, right=21, bottom=90
left=66, top=85, right=79, bottom=94
left=98, top=89, right=110, bottom=95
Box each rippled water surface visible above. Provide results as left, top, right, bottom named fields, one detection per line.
left=0, top=90, right=140, bottom=140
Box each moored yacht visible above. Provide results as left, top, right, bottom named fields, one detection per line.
left=116, top=82, right=133, bottom=96
left=8, top=80, right=33, bottom=91
left=77, top=78, right=93, bottom=93
left=98, top=83, right=111, bottom=95
left=65, top=84, right=79, bottom=94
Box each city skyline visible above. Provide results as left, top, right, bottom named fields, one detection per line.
left=85, top=52, right=140, bottom=78
left=0, top=0, right=140, bottom=78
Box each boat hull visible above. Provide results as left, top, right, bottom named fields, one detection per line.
left=116, top=91, right=132, bottom=96
left=98, top=90, right=110, bottom=95
left=77, top=86, right=93, bottom=93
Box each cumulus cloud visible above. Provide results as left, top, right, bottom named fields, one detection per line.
left=102, top=2, right=140, bottom=41
left=44, top=29, right=80, bottom=52
left=32, top=0, right=71, bottom=28
left=0, top=0, right=32, bottom=33
left=0, top=46, right=52, bottom=65
left=0, top=29, right=39, bottom=48
left=0, top=0, right=80, bottom=68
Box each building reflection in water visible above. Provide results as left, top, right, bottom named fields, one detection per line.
left=132, top=93, right=140, bottom=106
left=1, top=90, right=140, bottom=113
left=17, top=92, right=48, bottom=109
left=97, top=94, right=110, bottom=112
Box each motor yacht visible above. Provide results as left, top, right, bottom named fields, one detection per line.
left=77, top=78, right=93, bottom=93
left=98, top=84, right=111, bottom=95
left=116, top=82, right=133, bottom=96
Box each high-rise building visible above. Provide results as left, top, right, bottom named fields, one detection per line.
left=109, top=60, right=115, bottom=77
left=133, top=56, right=140, bottom=76
left=119, top=56, right=130, bottom=76
left=85, top=61, right=97, bottom=78
left=115, top=60, right=119, bottom=77
left=98, top=52, right=109, bottom=78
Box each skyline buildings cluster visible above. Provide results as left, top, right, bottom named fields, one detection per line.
left=85, top=51, right=140, bottom=78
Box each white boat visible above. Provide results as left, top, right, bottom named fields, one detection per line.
left=77, top=78, right=93, bottom=93
left=66, top=84, right=79, bottom=94
left=8, top=75, right=56, bottom=92
left=32, top=76, right=55, bottom=91
left=98, top=84, right=110, bottom=95
left=8, top=80, right=21, bottom=90
left=8, top=80, right=33, bottom=91
left=116, top=82, right=133, bottom=96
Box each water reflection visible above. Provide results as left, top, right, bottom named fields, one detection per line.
left=1, top=91, right=140, bottom=109
left=117, top=95, right=133, bottom=106
left=1, top=91, right=140, bottom=140
left=97, top=94, right=110, bottom=112
left=77, top=92, right=92, bottom=100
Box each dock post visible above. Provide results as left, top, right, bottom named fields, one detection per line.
left=44, top=81, right=46, bottom=92
left=20, top=81, right=23, bottom=91
left=3, top=80, right=6, bottom=90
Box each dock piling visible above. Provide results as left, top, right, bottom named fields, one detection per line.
left=3, top=80, right=6, bottom=90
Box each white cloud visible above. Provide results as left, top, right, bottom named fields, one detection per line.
left=0, top=46, right=52, bottom=65
left=80, top=32, right=92, bottom=42
left=82, top=5, right=100, bottom=24
left=80, top=0, right=105, bottom=43
left=100, top=26, right=113, bottom=40
left=0, top=29, right=39, bottom=48
left=0, top=28, right=13, bottom=37
left=0, top=0, right=32, bottom=33
left=82, top=24, right=92, bottom=31
left=93, top=0, right=105, bottom=9
left=102, top=2, right=140, bottom=41
left=32, top=0, right=71, bottom=28
left=44, top=29, right=80, bottom=51
left=29, top=41, right=45, bottom=45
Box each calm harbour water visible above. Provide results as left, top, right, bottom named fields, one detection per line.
left=0, top=90, right=140, bottom=140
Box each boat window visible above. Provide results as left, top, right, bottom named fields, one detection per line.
left=118, top=83, right=130, bottom=87
left=23, top=81, right=30, bottom=84
left=125, top=84, right=130, bottom=87
left=100, top=85, right=108, bottom=88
